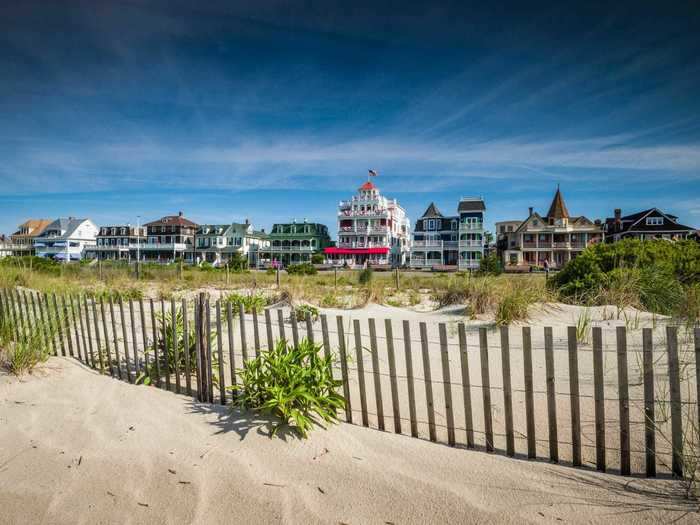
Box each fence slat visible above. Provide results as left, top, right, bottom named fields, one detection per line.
left=92, top=298, right=104, bottom=374
left=265, top=308, right=274, bottom=351
left=403, top=320, right=418, bottom=438
left=522, top=326, right=536, bottom=459
left=696, top=328, right=700, bottom=445
left=139, top=298, right=149, bottom=381
left=368, top=319, right=385, bottom=431
left=161, top=300, right=170, bottom=391
left=227, top=302, right=236, bottom=394
left=666, top=326, right=683, bottom=477
left=479, top=327, right=494, bottom=452
left=120, top=298, right=133, bottom=384
left=384, top=319, right=401, bottom=435
left=420, top=322, right=436, bottom=442
left=616, top=327, right=631, bottom=475
left=44, top=293, right=56, bottom=356
left=277, top=308, right=286, bottom=342
left=36, top=292, right=50, bottom=355
left=53, top=294, right=66, bottom=357
left=206, top=300, right=214, bottom=403
left=252, top=309, right=261, bottom=357
left=69, top=295, right=83, bottom=363
left=149, top=298, right=160, bottom=387
left=500, top=326, right=514, bottom=456
left=458, top=323, right=474, bottom=448
left=592, top=327, right=605, bottom=472
left=110, top=299, right=122, bottom=379
left=216, top=300, right=226, bottom=405
left=290, top=310, right=299, bottom=348
left=336, top=316, right=352, bottom=423
left=171, top=298, right=180, bottom=394
left=439, top=323, right=455, bottom=447
left=83, top=295, right=95, bottom=368
left=239, top=303, right=248, bottom=363
left=100, top=299, right=114, bottom=377
left=195, top=295, right=204, bottom=401
left=305, top=315, right=315, bottom=345
left=567, top=326, right=581, bottom=467
left=130, top=299, right=139, bottom=379
left=75, top=294, right=87, bottom=364
left=320, top=314, right=331, bottom=361
left=183, top=298, right=191, bottom=396
left=642, top=328, right=656, bottom=477
left=61, top=295, right=74, bottom=358
left=353, top=318, right=369, bottom=427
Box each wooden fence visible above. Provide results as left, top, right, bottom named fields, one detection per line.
left=1, top=287, right=698, bottom=479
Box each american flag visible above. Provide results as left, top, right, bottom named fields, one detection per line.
left=368, top=169, right=378, bottom=177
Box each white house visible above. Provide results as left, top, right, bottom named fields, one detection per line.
left=34, top=218, right=99, bottom=261
left=191, top=221, right=269, bottom=267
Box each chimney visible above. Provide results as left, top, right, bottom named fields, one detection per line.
left=178, top=211, right=183, bottom=217
left=245, top=217, right=250, bottom=225
left=614, top=208, right=621, bottom=232
left=528, top=207, right=533, bottom=216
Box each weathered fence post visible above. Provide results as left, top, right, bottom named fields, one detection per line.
left=239, top=302, right=248, bottom=363
left=182, top=298, right=191, bottom=396
left=642, top=328, right=655, bottom=477
left=458, top=323, right=474, bottom=448
left=171, top=298, right=180, bottom=394
left=420, top=322, right=436, bottom=442
left=403, top=320, right=418, bottom=438
left=439, top=323, right=456, bottom=447
left=227, top=302, right=237, bottom=395
left=353, top=319, right=369, bottom=427
left=92, top=298, right=104, bottom=374
left=120, top=298, right=133, bottom=383
left=522, top=326, right=536, bottom=459
left=384, top=319, right=401, bottom=435
left=567, top=326, right=581, bottom=467
left=100, top=298, right=114, bottom=376
left=149, top=298, right=160, bottom=386
left=616, top=327, right=631, bottom=475
left=265, top=308, right=274, bottom=351
left=666, top=326, right=683, bottom=477
left=336, top=315, right=352, bottom=423
left=500, top=325, right=514, bottom=456
left=196, top=293, right=207, bottom=402
left=592, top=327, right=605, bottom=471
left=479, top=327, right=494, bottom=452
left=216, top=300, right=225, bottom=405
left=109, top=298, right=122, bottom=379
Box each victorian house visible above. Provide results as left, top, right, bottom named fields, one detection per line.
left=502, top=188, right=603, bottom=269
left=262, top=220, right=331, bottom=267
left=604, top=208, right=696, bottom=242
left=34, top=218, right=99, bottom=261
left=409, top=203, right=459, bottom=269
left=142, top=212, right=197, bottom=263
left=325, top=177, right=411, bottom=267
left=457, top=197, right=486, bottom=270
left=10, top=219, right=52, bottom=256
left=192, top=220, right=268, bottom=267
left=89, top=225, right=147, bottom=261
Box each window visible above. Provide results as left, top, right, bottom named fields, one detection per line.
left=646, top=217, right=663, bottom=226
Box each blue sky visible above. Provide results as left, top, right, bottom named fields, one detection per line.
left=1, top=1, right=699, bottom=237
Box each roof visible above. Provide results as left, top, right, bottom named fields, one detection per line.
left=604, top=208, right=696, bottom=234
left=37, top=218, right=90, bottom=238
left=12, top=219, right=52, bottom=238
left=359, top=181, right=377, bottom=191
left=545, top=187, right=570, bottom=219
left=420, top=202, right=443, bottom=219
left=458, top=199, right=486, bottom=212
left=144, top=213, right=197, bottom=228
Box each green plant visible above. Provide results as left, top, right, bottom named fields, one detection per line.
left=311, top=253, right=325, bottom=265
left=494, top=280, right=542, bottom=325
left=478, top=253, right=503, bottom=275
left=286, top=263, right=317, bottom=276
left=294, top=304, right=319, bottom=322
left=575, top=307, right=592, bottom=345
left=320, top=292, right=341, bottom=308
left=224, top=292, right=267, bottom=313
left=358, top=267, right=373, bottom=285
left=232, top=338, right=344, bottom=438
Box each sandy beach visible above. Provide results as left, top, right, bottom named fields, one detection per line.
left=1, top=357, right=696, bottom=524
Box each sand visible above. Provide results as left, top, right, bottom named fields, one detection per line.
left=1, top=357, right=697, bottom=524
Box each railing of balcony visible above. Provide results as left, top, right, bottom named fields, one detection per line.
left=458, top=240, right=483, bottom=247
left=459, top=222, right=484, bottom=231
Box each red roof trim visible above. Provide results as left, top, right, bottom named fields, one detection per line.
left=359, top=181, right=377, bottom=191
left=325, top=247, right=389, bottom=255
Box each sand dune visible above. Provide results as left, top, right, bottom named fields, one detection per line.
left=0, top=357, right=695, bottom=524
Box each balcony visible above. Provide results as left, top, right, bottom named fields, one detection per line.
left=336, top=242, right=388, bottom=249
left=268, top=245, right=317, bottom=252
left=458, top=260, right=481, bottom=269
left=552, top=241, right=570, bottom=249
left=340, top=226, right=389, bottom=234
left=459, top=222, right=483, bottom=231
left=140, top=243, right=188, bottom=251
left=410, top=258, right=443, bottom=268
left=458, top=240, right=483, bottom=247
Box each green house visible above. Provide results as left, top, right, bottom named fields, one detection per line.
left=261, top=220, right=332, bottom=265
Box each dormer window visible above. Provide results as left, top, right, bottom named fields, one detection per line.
left=646, top=217, right=663, bottom=226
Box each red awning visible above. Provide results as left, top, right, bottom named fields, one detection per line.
left=324, top=247, right=389, bottom=255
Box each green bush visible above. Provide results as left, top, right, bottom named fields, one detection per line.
left=224, top=292, right=267, bottom=313
left=226, top=253, right=249, bottom=272
left=311, top=253, right=325, bottom=265
left=286, top=262, right=317, bottom=275
left=232, top=338, right=344, bottom=438
left=478, top=253, right=503, bottom=275
left=294, top=304, right=319, bottom=322
left=358, top=267, right=373, bottom=285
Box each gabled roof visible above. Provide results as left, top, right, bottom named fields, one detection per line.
left=458, top=199, right=486, bottom=212
left=37, top=218, right=90, bottom=239
left=420, top=202, right=443, bottom=219
left=546, top=187, right=570, bottom=219
left=12, top=219, right=52, bottom=238
left=144, top=213, right=197, bottom=228
left=605, top=208, right=695, bottom=234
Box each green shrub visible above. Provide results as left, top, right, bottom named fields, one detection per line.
left=358, top=267, right=373, bottom=285
left=294, top=304, right=319, bottom=322
left=224, top=292, right=267, bottom=313
left=199, top=261, right=216, bottom=272
left=478, top=253, right=503, bottom=275
left=226, top=253, right=249, bottom=272
left=287, top=263, right=317, bottom=275
left=266, top=267, right=275, bottom=275
left=311, top=253, right=325, bottom=265
left=232, top=338, right=344, bottom=438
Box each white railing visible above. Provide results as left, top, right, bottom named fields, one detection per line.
left=140, top=243, right=188, bottom=251
left=459, top=223, right=483, bottom=231
left=268, top=246, right=316, bottom=252
left=458, top=260, right=481, bottom=269
left=459, top=240, right=483, bottom=247
left=336, top=242, right=387, bottom=249
left=410, top=258, right=443, bottom=267
left=412, top=240, right=459, bottom=248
